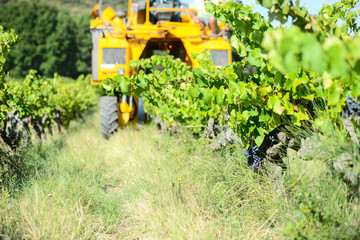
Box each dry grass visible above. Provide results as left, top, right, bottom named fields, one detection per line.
left=4, top=110, right=357, bottom=239
left=0, top=112, right=283, bottom=239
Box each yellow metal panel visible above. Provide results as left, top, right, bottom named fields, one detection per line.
left=101, top=7, right=116, bottom=22
left=99, top=38, right=130, bottom=80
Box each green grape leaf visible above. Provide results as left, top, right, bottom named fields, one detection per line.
left=231, top=35, right=247, bottom=57
left=188, top=85, right=200, bottom=98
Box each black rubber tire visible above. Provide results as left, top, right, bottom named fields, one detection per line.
left=138, top=97, right=145, bottom=124
left=100, top=96, right=118, bottom=140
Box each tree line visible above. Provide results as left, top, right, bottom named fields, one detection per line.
left=0, top=1, right=92, bottom=78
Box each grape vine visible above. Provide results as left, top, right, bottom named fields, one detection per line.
left=0, top=26, right=97, bottom=149
left=101, top=0, right=360, bottom=168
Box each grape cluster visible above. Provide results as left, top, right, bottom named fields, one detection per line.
left=243, top=131, right=278, bottom=170
left=243, top=144, right=262, bottom=170
left=342, top=95, right=360, bottom=117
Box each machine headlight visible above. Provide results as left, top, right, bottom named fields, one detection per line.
left=102, top=48, right=126, bottom=65
left=117, top=68, right=125, bottom=75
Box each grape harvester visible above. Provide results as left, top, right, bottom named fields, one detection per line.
left=90, top=0, right=232, bottom=139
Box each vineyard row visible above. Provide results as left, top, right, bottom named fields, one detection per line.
left=0, top=27, right=96, bottom=150
left=101, top=0, right=360, bottom=169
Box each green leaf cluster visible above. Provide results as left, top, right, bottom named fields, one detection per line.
left=1, top=28, right=96, bottom=128
left=0, top=25, right=19, bottom=122
left=101, top=0, right=360, bottom=148
left=1, top=71, right=96, bottom=127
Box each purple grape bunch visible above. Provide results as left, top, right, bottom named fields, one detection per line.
left=243, top=131, right=278, bottom=170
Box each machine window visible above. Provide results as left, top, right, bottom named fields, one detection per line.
left=102, top=48, right=126, bottom=65
left=209, top=50, right=228, bottom=67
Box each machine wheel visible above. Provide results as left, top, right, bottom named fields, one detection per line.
left=100, top=96, right=119, bottom=140
left=137, top=97, right=146, bottom=124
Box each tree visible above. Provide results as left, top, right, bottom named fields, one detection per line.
left=0, top=2, right=91, bottom=78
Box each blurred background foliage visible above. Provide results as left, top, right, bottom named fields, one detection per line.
left=0, top=0, right=127, bottom=78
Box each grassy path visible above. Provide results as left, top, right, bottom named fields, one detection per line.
left=1, top=111, right=359, bottom=239
left=0, top=112, right=282, bottom=239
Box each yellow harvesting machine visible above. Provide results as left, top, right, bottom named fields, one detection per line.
left=90, top=0, right=232, bottom=139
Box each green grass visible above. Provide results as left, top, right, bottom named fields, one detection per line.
left=0, top=110, right=359, bottom=239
